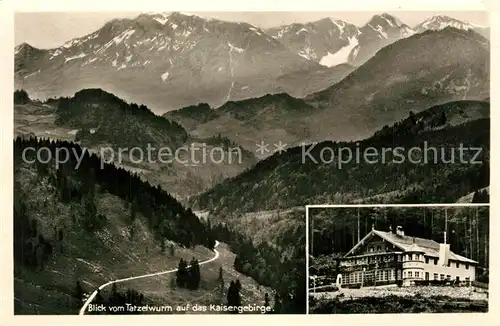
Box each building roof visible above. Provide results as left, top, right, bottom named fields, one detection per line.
left=407, top=243, right=425, bottom=253
left=344, top=229, right=478, bottom=264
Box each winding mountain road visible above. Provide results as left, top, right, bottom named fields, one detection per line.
left=79, top=241, right=220, bottom=315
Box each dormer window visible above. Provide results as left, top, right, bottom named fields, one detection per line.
left=369, top=247, right=374, bottom=253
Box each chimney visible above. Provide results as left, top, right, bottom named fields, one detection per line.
left=439, top=243, right=450, bottom=266
left=438, top=230, right=450, bottom=265
left=396, top=226, right=404, bottom=237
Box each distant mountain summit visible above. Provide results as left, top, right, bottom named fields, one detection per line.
left=415, top=15, right=483, bottom=32
left=266, top=18, right=361, bottom=64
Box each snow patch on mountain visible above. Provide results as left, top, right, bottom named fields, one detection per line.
left=372, top=24, right=388, bottom=39
left=154, top=14, right=169, bottom=25
left=249, top=27, right=262, bottom=35
left=228, top=42, right=244, bottom=53
left=83, top=57, right=98, bottom=66
left=330, top=19, right=345, bottom=35
left=24, top=69, right=41, bottom=79
left=114, top=29, right=136, bottom=45
left=400, top=26, right=416, bottom=37
left=49, top=49, right=63, bottom=60
left=381, top=15, right=395, bottom=27
left=154, top=17, right=169, bottom=25
left=65, top=52, right=86, bottom=63
left=62, top=38, right=82, bottom=49
left=319, top=36, right=358, bottom=67
left=296, top=28, right=308, bottom=35
left=350, top=45, right=360, bottom=60
left=417, top=15, right=483, bottom=32
left=298, top=41, right=317, bottom=61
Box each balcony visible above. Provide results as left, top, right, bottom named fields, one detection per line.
left=340, top=261, right=402, bottom=273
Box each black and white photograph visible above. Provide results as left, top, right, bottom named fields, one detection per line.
left=307, top=205, right=490, bottom=314
left=11, top=7, right=489, bottom=317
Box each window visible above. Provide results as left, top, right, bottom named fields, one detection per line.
left=465, top=277, right=470, bottom=283
left=434, top=258, right=437, bottom=265
left=440, top=274, right=445, bottom=281
left=384, top=270, right=389, bottom=281
left=377, top=245, right=381, bottom=251
left=456, top=276, right=460, bottom=282
left=448, top=261, right=451, bottom=267
left=434, top=273, right=438, bottom=280
left=425, top=257, right=429, bottom=264
left=415, top=271, right=419, bottom=278
left=456, top=262, right=460, bottom=268
left=447, top=275, right=451, bottom=281
left=416, top=254, right=420, bottom=261
left=369, top=247, right=374, bottom=253
left=465, top=264, right=469, bottom=270
left=425, top=272, right=429, bottom=280
left=391, top=270, right=395, bottom=280
left=408, top=271, right=413, bottom=278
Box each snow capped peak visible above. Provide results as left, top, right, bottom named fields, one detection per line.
left=418, top=15, right=479, bottom=31
left=329, top=18, right=345, bottom=27
left=380, top=13, right=404, bottom=27
left=366, top=13, right=405, bottom=29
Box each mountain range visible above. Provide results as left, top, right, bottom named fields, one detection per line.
left=268, top=13, right=488, bottom=67
left=15, top=12, right=489, bottom=114
left=166, top=27, right=489, bottom=153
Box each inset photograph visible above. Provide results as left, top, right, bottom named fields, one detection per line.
left=307, top=205, right=489, bottom=314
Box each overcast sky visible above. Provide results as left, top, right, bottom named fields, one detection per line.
left=15, top=11, right=489, bottom=49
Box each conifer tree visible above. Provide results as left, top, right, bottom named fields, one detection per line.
left=74, top=280, right=84, bottom=305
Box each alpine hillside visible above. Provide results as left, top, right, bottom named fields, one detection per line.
left=14, top=89, right=257, bottom=199
left=191, top=99, right=490, bottom=215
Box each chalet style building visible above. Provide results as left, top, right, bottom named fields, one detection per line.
left=338, top=226, right=477, bottom=287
